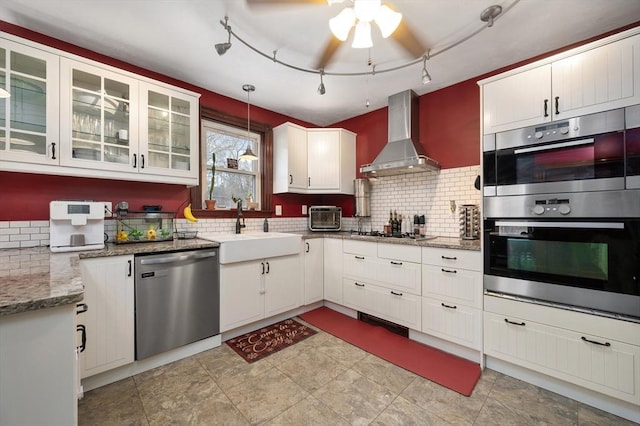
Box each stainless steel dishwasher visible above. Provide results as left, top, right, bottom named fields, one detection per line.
left=134, top=248, right=219, bottom=360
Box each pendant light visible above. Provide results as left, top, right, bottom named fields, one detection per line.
left=239, top=84, right=258, bottom=161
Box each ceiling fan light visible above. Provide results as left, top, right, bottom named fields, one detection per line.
left=352, top=21, right=373, bottom=49
left=375, top=5, right=401, bottom=38
left=353, top=0, right=381, bottom=23
left=329, top=7, right=356, bottom=41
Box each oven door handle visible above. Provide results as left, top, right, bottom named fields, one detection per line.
left=495, top=221, right=624, bottom=230
left=513, top=138, right=594, bottom=155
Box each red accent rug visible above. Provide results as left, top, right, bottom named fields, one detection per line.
left=227, top=318, right=317, bottom=363
left=300, top=307, right=481, bottom=396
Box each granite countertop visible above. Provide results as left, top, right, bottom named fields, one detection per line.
left=300, top=231, right=481, bottom=251
left=0, top=238, right=219, bottom=317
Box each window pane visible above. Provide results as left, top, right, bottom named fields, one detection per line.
left=211, top=171, right=256, bottom=209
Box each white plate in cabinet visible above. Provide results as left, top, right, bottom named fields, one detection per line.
left=422, top=264, right=482, bottom=309
left=484, top=309, right=640, bottom=405
left=421, top=296, right=481, bottom=350
left=343, top=278, right=421, bottom=330
left=422, top=247, right=481, bottom=272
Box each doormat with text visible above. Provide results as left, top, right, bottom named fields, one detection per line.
left=226, top=318, right=317, bottom=363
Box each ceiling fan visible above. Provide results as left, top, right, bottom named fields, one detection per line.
left=246, top=0, right=427, bottom=70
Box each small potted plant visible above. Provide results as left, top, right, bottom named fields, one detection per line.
left=205, top=152, right=216, bottom=210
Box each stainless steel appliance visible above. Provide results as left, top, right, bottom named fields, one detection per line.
left=49, top=200, right=106, bottom=252
left=354, top=179, right=371, bottom=217
left=483, top=108, right=625, bottom=197
left=627, top=104, right=640, bottom=189
left=309, top=206, right=342, bottom=231
left=135, top=248, right=220, bottom=359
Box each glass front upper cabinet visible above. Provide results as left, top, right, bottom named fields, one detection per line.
left=59, top=58, right=138, bottom=172
left=0, top=39, right=59, bottom=165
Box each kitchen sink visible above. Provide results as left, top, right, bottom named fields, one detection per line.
left=199, top=232, right=301, bottom=264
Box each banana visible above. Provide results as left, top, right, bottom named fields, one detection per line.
left=183, top=204, right=198, bottom=223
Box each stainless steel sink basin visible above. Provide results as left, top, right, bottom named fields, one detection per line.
left=199, top=232, right=301, bottom=264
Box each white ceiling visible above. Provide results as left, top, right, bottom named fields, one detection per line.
left=1, top=0, right=639, bottom=126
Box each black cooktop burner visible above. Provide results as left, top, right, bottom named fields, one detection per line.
left=350, top=230, right=416, bottom=239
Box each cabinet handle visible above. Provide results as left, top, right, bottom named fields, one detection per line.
left=305, top=242, right=310, bottom=253
left=289, top=174, right=293, bottom=184
left=266, top=261, right=270, bottom=274
left=51, top=142, right=57, bottom=160
left=308, top=177, right=311, bottom=187
left=581, top=336, right=611, bottom=347
left=543, top=99, right=549, bottom=117
left=504, top=318, right=526, bottom=326
left=390, top=290, right=403, bottom=296
left=355, top=282, right=365, bottom=287
left=261, top=262, right=265, bottom=275
left=390, top=261, right=403, bottom=266
left=441, top=302, right=457, bottom=309
left=127, top=260, right=132, bottom=277
left=75, top=303, right=88, bottom=315
left=76, top=324, right=87, bottom=353
left=132, top=153, right=137, bottom=168
left=441, top=255, right=457, bottom=260
left=141, top=154, right=145, bottom=169
left=355, top=255, right=365, bottom=260
left=554, top=96, right=560, bottom=115
left=441, top=268, right=457, bottom=274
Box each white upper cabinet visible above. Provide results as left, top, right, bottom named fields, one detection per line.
left=273, top=122, right=356, bottom=195
left=0, top=38, right=59, bottom=166
left=482, top=32, right=640, bottom=134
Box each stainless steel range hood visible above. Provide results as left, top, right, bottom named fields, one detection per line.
left=360, top=90, right=440, bottom=177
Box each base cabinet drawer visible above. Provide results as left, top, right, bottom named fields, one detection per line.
left=421, top=296, right=481, bottom=350
left=484, top=310, right=640, bottom=404
left=422, top=265, right=481, bottom=309
left=343, top=279, right=421, bottom=330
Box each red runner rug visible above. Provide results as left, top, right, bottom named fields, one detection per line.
left=227, top=318, right=317, bottom=363
left=300, top=307, right=481, bottom=396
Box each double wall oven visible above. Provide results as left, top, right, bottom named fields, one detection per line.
left=483, top=106, right=640, bottom=320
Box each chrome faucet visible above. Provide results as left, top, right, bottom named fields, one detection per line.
left=235, top=200, right=246, bottom=234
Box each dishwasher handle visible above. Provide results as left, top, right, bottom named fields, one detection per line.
left=138, top=250, right=217, bottom=265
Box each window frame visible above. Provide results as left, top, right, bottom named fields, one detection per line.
left=190, top=105, right=273, bottom=218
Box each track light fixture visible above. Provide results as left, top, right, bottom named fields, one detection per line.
left=239, top=84, right=258, bottom=161
left=317, top=70, right=326, bottom=95
left=215, top=16, right=232, bottom=55
left=214, top=4, right=509, bottom=95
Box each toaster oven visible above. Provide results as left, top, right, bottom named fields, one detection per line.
left=308, top=206, right=342, bottom=231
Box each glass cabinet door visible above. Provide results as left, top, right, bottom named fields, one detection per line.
left=60, top=58, right=138, bottom=172
left=0, top=39, right=59, bottom=165
left=140, top=82, right=198, bottom=178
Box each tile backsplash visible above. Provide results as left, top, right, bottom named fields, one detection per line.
left=1, top=166, right=480, bottom=248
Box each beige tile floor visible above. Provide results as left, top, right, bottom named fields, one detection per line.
left=79, top=318, right=636, bottom=425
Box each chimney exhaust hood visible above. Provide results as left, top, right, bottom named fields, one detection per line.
left=360, top=90, right=440, bottom=177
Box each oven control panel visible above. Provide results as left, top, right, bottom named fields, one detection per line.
left=533, top=198, right=571, bottom=216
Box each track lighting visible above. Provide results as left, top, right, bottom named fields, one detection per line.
left=421, top=55, right=431, bottom=84
left=317, top=70, right=326, bottom=95
left=215, top=16, right=232, bottom=55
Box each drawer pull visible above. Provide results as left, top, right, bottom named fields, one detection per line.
left=355, top=282, right=365, bottom=287
left=581, top=336, right=611, bottom=347
left=75, top=303, right=88, bottom=315
left=390, top=291, right=403, bottom=296
left=355, top=255, right=365, bottom=260
left=441, top=255, right=457, bottom=260
left=390, top=261, right=403, bottom=266
left=441, top=302, right=457, bottom=309
left=504, top=318, right=526, bottom=326
left=441, top=268, right=457, bottom=274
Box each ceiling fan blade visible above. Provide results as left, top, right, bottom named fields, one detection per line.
left=246, top=0, right=328, bottom=6
left=391, top=20, right=427, bottom=59
left=313, top=36, right=342, bottom=70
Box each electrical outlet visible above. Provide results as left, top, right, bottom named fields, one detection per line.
left=275, top=205, right=282, bottom=216
left=302, top=205, right=307, bottom=215
left=102, top=201, right=113, bottom=218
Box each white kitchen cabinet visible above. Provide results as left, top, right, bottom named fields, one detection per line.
left=303, top=238, right=324, bottom=305
left=273, top=122, right=307, bottom=193
left=482, top=33, right=640, bottom=134
left=421, top=247, right=482, bottom=350
left=484, top=295, right=640, bottom=405
left=0, top=37, right=60, bottom=167
left=323, top=237, right=343, bottom=304
left=220, top=254, right=301, bottom=332
left=273, top=122, right=356, bottom=195
left=79, top=255, right=134, bottom=378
